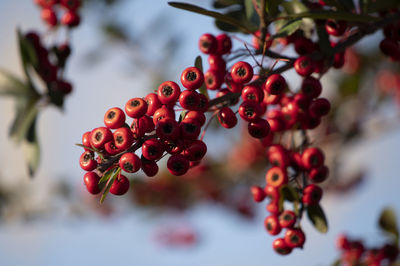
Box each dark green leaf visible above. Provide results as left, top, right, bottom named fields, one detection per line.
left=339, top=73, right=361, bottom=98
left=98, top=168, right=115, bottom=191
left=307, top=204, right=328, bottom=233
left=22, top=117, right=40, bottom=177
left=179, top=110, right=188, bottom=123
left=0, top=69, right=31, bottom=98
left=378, top=207, right=399, bottom=242
left=281, top=0, right=308, bottom=14
left=17, top=28, right=38, bottom=81
left=9, top=97, right=39, bottom=144
left=265, top=0, right=282, bottom=18
left=244, top=0, right=255, bottom=20
left=280, top=185, right=299, bottom=202
left=281, top=10, right=379, bottom=23
left=100, top=168, right=121, bottom=204
left=213, top=0, right=242, bottom=9
left=194, top=55, right=209, bottom=98
left=271, top=18, right=302, bottom=39
left=168, top=2, right=254, bottom=33
left=48, top=83, right=65, bottom=108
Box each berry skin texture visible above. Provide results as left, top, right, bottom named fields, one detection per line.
left=119, top=152, right=141, bottom=173
left=309, top=165, right=329, bottom=183
left=238, top=101, right=262, bottom=122
left=104, top=107, right=126, bottom=129
left=156, top=117, right=180, bottom=140
left=83, top=172, right=101, bottom=195
left=241, top=85, right=264, bottom=103
left=251, top=186, right=266, bottom=202
left=113, top=127, right=134, bottom=150
left=279, top=210, right=297, bottom=229
left=302, top=147, right=325, bottom=170
left=79, top=151, right=97, bottom=171
left=125, top=98, right=148, bottom=118
left=181, top=67, right=204, bottom=90
left=145, top=93, right=162, bottom=116
left=167, top=154, right=190, bottom=176
left=82, top=131, right=91, bottom=151
left=218, top=107, right=237, bottom=129
left=264, top=74, right=287, bottom=95
left=301, top=76, right=322, bottom=99
left=179, top=90, right=200, bottom=111
left=302, top=184, right=323, bottom=205
left=141, top=160, right=159, bottom=177
left=157, top=81, right=181, bottom=106
left=264, top=215, right=282, bottom=235
left=182, top=140, right=207, bottom=161
left=266, top=167, right=288, bottom=188
left=153, top=106, right=175, bottom=125
left=179, top=119, right=201, bottom=140
left=104, top=141, right=122, bottom=155
left=208, top=55, right=226, bottom=72
left=184, top=111, right=206, bottom=127
left=267, top=144, right=290, bottom=168
left=142, top=139, right=164, bottom=161
left=198, top=33, right=217, bottom=54
left=204, top=69, right=223, bottom=91
left=294, top=56, right=315, bottom=76
left=284, top=228, right=306, bottom=248
left=273, top=238, right=292, bottom=255
left=230, top=61, right=254, bottom=84
left=216, top=33, right=232, bottom=55
left=248, top=118, right=270, bottom=139
left=294, top=36, right=315, bottom=55
left=90, top=127, right=113, bottom=149
left=309, top=98, right=330, bottom=117
left=110, top=174, right=130, bottom=196
left=197, top=93, right=209, bottom=112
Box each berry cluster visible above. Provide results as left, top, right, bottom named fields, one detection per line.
left=336, top=234, right=399, bottom=266
left=35, top=0, right=81, bottom=28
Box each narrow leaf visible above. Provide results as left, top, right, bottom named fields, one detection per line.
left=272, top=18, right=302, bottom=39
left=378, top=207, right=399, bottom=242
left=194, top=55, right=209, bottom=98
left=9, top=97, right=39, bottom=144
left=17, top=28, right=38, bottom=82
left=280, top=185, right=299, bottom=202
left=265, top=0, right=282, bottom=17
left=100, top=168, right=121, bottom=204
left=213, top=0, right=241, bottom=9
left=22, top=117, right=40, bottom=177
left=98, top=168, right=115, bottom=191
left=168, top=2, right=254, bottom=33
left=307, top=204, right=328, bottom=233
left=280, top=10, right=379, bottom=23
left=244, top=0, right=255, bottom=20
left=0, top=69, right=31, bottom=98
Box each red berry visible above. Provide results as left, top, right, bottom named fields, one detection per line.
left=230, top=61, right=253, bottom=84
left=198, top=33, right=217, bottom=54
left=302, top=184, right=323, bottom=205
left=267, top=144, right=290, bottom=168
left=41, top=8, right=58, bottom=27
left=157, top=81, right=181, bottom=105
left=301, top=76, right=322, bottom=99
left=35, top=0, right=58, bottom=8
left=264, top=215, right=282, bottom=235
left=264, top=74, right=287, bottom=95
left=181, top=67, right=204, bottom=90
left=266, top=167, right=288, bottom=188
left=325, top=19, right=347, bottom=36
left=273, top=238, right=292, bottom=255
left=145, top=93, right=162, bottom=116
left=294, top=37, right=315, bottom=55
left=197, top=93, right=209, bottom=112
left=279, top=210, right=297, bottom=229
left=239, top=101, right=262, bottom=122
left=79, top=151, right=97, bottom=171
left=119, top=152, right=141, bottom=173
left=182, top=140, right=207, bottom=161
left=225, top=73, right=244, bottom=93
left=266, top=201, right=281, bottom=215
left=294, top=56, right=315, bottom=76
left=83, top=172, right=101, bottom=195
left=252, top=30, right=272, bottom=51
left=141, top=157, right=159, bottom=177
left=336, top=234, right=350, bottom=250
left=153, top=106, right=175, bottom=125
left=204, top=69, right=224, bottom=90
left=208, top=55, right=226, bottom=72
left=156, top=117, right=180, bottom=140
left=264, top=185, right=280, bottom=199
left=179, top=90, right=200, bottom=111
left=125, top=98, right=148, bottom=118
left=183, top=111, right=206, bottom=127
left=61, top=10, right=80, bottom=27
left=380, top=38, right=400, bottom=60
left=142, top=139, right=164, bottom=161
left=241, top=85, right=264, bottom=103
left=216, top=33, right=232, bottom=55
left=309, top=165, right=329, bottom=183
left=218, top=107, right=237, bottom=129
left=248, top=118, right=270, bottom=139
left=113, top=127, right=134, bottom=150
left=333, top=51, right=345, bottom=68
left=104, top=141, right=123, bottom=155
left=104, top=107, right=126, bottom=129
left=302, top=147, right=324, bottom=170
left=110, top=174, right=130, bottom=195
left=167, top=154, right=190, bottom=176
left=131, top=115, right=155, bottom=138
left=90, top=127, right=113, bottom=149
left=179, top=119, right=201, bottom=140
left=82, top=131, right=91, bottom=151
left=251, top=186, right=266, bottom=202
left=163, top=139, right=184, bottom=155
left=284, top=228, right=306, bottom=248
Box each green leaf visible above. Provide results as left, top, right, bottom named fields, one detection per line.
left=244, top=0, right=255, bottom=20
left=179, top=110, right=188, bottom=123
left=9, top=97, right=39, bottom=144
left=22, top=118, right=40, bottom=177
left=280, top=185, right=299, bottom=202
left=168, top=2, right=255, bottom=33
left=0, top=69, right=32, bottom=98
left=100, top=168, right=121, bottom=204
left=17, top=28, right=38, bottom=81
left=378, top=207, right=399, bottom=243
left=265, top=0, right=282, bottom=17
left=213, top=0, right=241, bottom=9
left=281, top=0, right=308, bottom=14
left=271, top=18, right=302, bottom=39
left=281, top=10, right=379, bottom=23
left=331, top=259, right=341, bottom=266
left=307, top=204, right=328, bottom=233
left=194, top=55, right=209, bottom=98
left=98, top=168, right=115, bottom=191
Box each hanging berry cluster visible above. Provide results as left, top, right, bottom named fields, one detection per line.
left=36, top=0, right=81, bottom=28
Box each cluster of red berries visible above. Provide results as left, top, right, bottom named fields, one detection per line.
left=336, top=234, right=399, bottom=266
left=380, top=19, right=400, bottom=61
left=35, top=0, right=81, bottom=28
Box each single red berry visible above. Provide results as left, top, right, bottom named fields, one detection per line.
left=83, top=172, right=101, bottom=195
left=41, top=8, right=58, bottom=27
left=153, top=106, right=175, bottom=125
left=273, top=238, right=292, bottom=255
left=113, top=127, right=134, bottom=150
left=104, top=141, right=123, bottom=155
left=248, top=118, right=270, bottom=139
left=293, top=93, right=312, bottom=111
left=167, top=154, right=190, bottom=176
left=157, top=81, right=181, bottom=106
left=252, top=30, right=272, bottom=51
left=90, top=127, right=113, bottom=149
left=290, top=152, right=304, bottom=170
left=179, top=90, right=200, bottom=111
left=208, top=55, right=226, bottom=72
left=284, top=228, right=306, bottom=248
left=82, top=131, right=91, bottom=151
left=264, top=185, right=280, bottom=199
left=301, top=112, right=321, bottom=130
left=266, top=167, right=288, bottom=188
left=110, top=174, right=130, bottom=195
left=218, top=107, right=237, bottom=129
left=60, top=10, right=80, bottom=27
left=264, top=215, right=282, bottom=235
left=266, top=200, right=281, bottom=215
left=279, top=210, right=297, bottom=229
left=142, top=139, right=164, bottom=161
left=119, top=152, right=141, bottom=173
left=163, top=139, right=184, bottom=155
left=309, top=165, right=329, bottom=183
left=53, top=79, right=73, bottom=94
left=294, top=36, right=315, bottom=55
left=239, top=101, right=262, bottom=122
left=145, top=93, right=162, bottom=116
left=181, top=67, right=204, bottom=90
left=380, top=38, right=400, bottom=60
left=325, top=19, right=347, bottom=36
left=267, top=144, right=290, bottom=168
left=302, top=184, right=323, bottom=205
left=182, top=140, right=207, bottom=161
left=251, top=186, right=266, bottom=202
left=125, top=98, right=148, bottom=118
left=60, top=0, right=81, bottom=11
left=225, top=73, right=244, bottom=93
left=264, top=74, right=287, bottom=95
left=36, top=0, right=58, bottom=8
left=294, top=56, right=315, bottom=76
left=141, top=157, right=159, bottom=177
left=79, top=151, right=97, bottom=171
left=131, top=115, right=155, bottom=138
left=179, top=119, right=201, bottom=140
left=216, top=33, right=232, bottom=55
left=104, top=107, right=126, bottom=129
left=281, top=101, right=303, bottom=129
left=198, top=33, right=217, bottom=54
left=302, top=147, right=324, bottom=170
left=230, top=61, right=253, bottom=84
left=204, top=69, right=224, bottom=90
left=301, top=76, right=322, bottom=99
left=267, top=111, right=285, bottom=132
left=184, top=111, right=206, bottom=127
left=336, top=234, right=350, bottom=250
left=197, top=93, right=209, bottom=112
left=155, top=117, right=180, bottom=140
left=241, top=85, right=264, bottom=103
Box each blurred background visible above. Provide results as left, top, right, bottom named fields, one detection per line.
left=0, top=0, right=399, bottom=265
